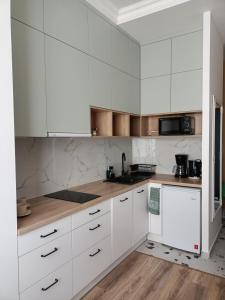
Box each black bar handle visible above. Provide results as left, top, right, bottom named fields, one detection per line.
left=40, top=229, right=58, bottom=238
left=120, top=197, right=128, bottom=203
left=89, top=224, right=101, bottom=231
left=41, top=247, right=58, bottom=258
left=41, top=278, right=59, bottom=291
left=89, top=248, right=101, bottom=257
left=137, top=190, right=144, bottom=194
left=89, top=209, right=101, bottom=216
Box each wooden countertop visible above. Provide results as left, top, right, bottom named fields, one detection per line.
left=17, top=174, right=201, bottom=236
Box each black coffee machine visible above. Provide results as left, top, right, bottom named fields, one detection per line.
left=175, top=154, right=188, bottom=178
left=188, top=159, right=202, bottom=179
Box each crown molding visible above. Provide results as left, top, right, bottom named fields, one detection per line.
left=117, top=0, right=191, bottom=24
left=85, top=0, right=118, bottom=24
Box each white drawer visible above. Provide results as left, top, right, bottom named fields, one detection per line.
left=20, top=262, right=72, bottom=300
left=19, top=233, right=71, bottom=292
left=72, top=212, right=111, bottom=257
left=18, top=216, right=71, bottom=256
left=73, top=236, right=111, bottom=295
left=72, top=199, right=110, bottom=229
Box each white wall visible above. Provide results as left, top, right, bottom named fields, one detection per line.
left=202, top=11, right=224, bottom=254
left=0, top=0, right=19, bottom=299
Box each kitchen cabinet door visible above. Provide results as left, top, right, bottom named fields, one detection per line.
left=141, top=75, right=171, bottom=115
left=46, top=36, right=90, bottom=134
left=111, top=69, right=129, bottom=113
left=44, top=0, right=89, bottom=52
left=128, top=39, right=140, bottom=78
left=132, top=185, right=148, bottom=245
left=171, top=69, right=202, bottom=112
left=11, top=0, right=43, bottom=31
left=89, top=58, right=112, bottom=109
left=127, top=76, right=140, bottom=115
left=141, top=39, right=171, bottom=79
left=12, top=20, right=47, bottom=137
left=172, top=31, right=203, bottom=73
left=88, top=9, right=111, bottom=64
left=110, top=27, right=130, bottom=74
left=112, top=192, right=133, bottom=261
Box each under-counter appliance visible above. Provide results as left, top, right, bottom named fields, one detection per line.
left=162, top=186, right=201, bottom=254
left=188, top=159, right=202, bottom=179
left=45, top=190, right=100, bottom=204
left=175, top=154, right=188, bottom=178
left=159, top=116, right=194, bottom=135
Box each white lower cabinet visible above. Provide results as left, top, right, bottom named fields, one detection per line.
left=20, top=262, right=73, bottom=300
left=72, top=212, right=111, bottom=257
left=19, top=233, right=71, bottom=292
left=73, top=236, right=112, bottom=295
left=132, top=185, right=149, bottom=245
left=112, top=191, right=133, bottom=261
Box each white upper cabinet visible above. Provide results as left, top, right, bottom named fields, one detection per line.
left=141, top=75, right=171, bottom=115
left=89, top=58, right=112, bottom=109
left=141, top=39, right=171, bottom=79
left=127, top=77, right=140, bottom=114
left=44, top=0, right=89, bottom=52
left=110, top=27, right=130, bottom=74
left=88, top=10, right=111, bottom=64
left=11, top=0, right=44, bottom=31
left=12, top=20, right=47, bottom=137
left=128, top=40, right=140, bottom=78
left=171, top=69, right=202, bottom=112
left=46, top=37, right=90, bottom=134
left=172, top=31, right=203, bottom=73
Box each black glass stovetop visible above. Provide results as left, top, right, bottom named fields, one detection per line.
left=45, top=190, right=100, bottom=204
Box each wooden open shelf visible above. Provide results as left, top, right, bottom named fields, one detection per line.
left=91, top=107, right=202, bottom=138
left=113, top=112, right=130, bottom=136
left=91, top=108, right=112, bottom=137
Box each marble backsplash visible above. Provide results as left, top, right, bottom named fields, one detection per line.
left=15, top=138, right=132, bottom=199
left=132, top=137, right=202, bottom=174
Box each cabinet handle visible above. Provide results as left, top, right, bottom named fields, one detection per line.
left=41, top=278, right=59, bottom=291
left=89, top=248, right=101, bottom=257
left=89, top=209, right=101, bottom=216
left=137, top=190, right=144, bottom=194
left=120, top=197, right=128, bottom=203
left=40, top=229, right=58, bottom=238
left=89, top=224, right=101, bottom=231
left=41, top=247, right=58, bottom=258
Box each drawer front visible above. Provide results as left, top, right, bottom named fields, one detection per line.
left=72, top=199, right=110, bottom=229
left=18, top=216, right=71, bottom=256
left=72, top=212, right=111, bottom=257
left=19, top=233, right=71, bottom=292
left=20, top=262, right=72, bottom=300
left=73, top=236, right=111, bottom=295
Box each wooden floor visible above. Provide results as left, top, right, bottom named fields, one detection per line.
left=82, top=251, right=225, bottom=300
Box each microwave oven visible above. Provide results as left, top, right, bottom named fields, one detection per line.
left=159, top=116, right=194, bottom=135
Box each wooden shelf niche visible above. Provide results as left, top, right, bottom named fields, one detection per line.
left=141, top=112, right=202, bottom=137
left=91, top=108, right=112, bottom=137
left=130, top=115, right=141, bottom=137
left=113, top=112, right=130, bottom=136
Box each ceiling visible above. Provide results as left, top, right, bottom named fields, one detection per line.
left=86, top=0, right=225, bottom=47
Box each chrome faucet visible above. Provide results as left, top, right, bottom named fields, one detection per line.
left=122, top=152, right=126, bottom=176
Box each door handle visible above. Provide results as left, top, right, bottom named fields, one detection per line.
left=89, top=248, right=101, bottom=257
left=41, top=278, right=59, bottom=291
left=120, top=197, right=128, bottom=203
left=41, top=247, right=58, bottom=258
left=40, top=229, right=58, bottom=238
left=89, top=209, right=101, bottom=215
left=89, top=224, right=101, bottom=231
left=137, top=189, right=144, bottom=194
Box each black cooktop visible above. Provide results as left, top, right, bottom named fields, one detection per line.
left=45, top=190, right=100, bottom=204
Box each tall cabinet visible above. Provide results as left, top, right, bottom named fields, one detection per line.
left=11, top=0, right=140, bottom=137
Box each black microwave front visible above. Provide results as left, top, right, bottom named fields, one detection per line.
left=159, top=116, right=194, bottom=135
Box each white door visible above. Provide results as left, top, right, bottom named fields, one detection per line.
left=112, top=192, right=133, bottom=261
left=132, top=185, right=148, bottom=245
left=162, top=186, right=201, bottom=254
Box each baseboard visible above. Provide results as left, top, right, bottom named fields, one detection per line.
left=72, top=236, right=146, bottom=300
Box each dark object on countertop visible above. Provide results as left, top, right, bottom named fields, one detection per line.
left=122, top=152, right=126, bottom=176
left=175, top=154, right=188, bottom=178
left=130, top=164, right=156, bottom=176
left=106, top=166, right=115, bottom=180
left=188, top=159, right=202, bottom=179
left=45, top=190, right=100, bottom=204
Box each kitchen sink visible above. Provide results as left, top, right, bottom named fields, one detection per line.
left=105, top=173, right=152, bottom=185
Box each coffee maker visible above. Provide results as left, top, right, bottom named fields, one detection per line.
left=175, top=154, right=188, bottom=178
